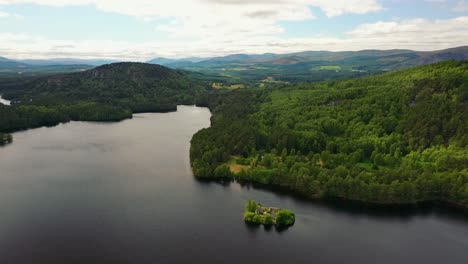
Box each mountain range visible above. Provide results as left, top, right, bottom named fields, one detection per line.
left=149, top=46, right=468, bottom=66
left=1, top=46, right=467, bottom=83
left=145, top=46, right=468, bottom=83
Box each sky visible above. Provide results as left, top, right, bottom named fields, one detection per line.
left=0, top=0, right=467, bottom=60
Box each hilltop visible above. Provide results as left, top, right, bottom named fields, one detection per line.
left=5, top=62, right=206, bottom=112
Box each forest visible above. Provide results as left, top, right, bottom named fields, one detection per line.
left=1, top=60, right=467, bottom=208
left=190, top=61, right=468, bottom=207
left=0, top=62, right=207, bottom=139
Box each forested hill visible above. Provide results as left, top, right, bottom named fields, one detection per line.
left=190, top=61, right=468, bottom=208
left=0, top=62, right=208, bottom=143
left=4, top=62, right=206, bottom=112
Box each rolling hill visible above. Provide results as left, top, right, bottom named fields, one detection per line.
left=148, top=46, right=468, bottom=84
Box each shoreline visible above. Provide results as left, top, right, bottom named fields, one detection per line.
left=0, top=104, right=207, bottom=141
left=2, top=101, right=466, bottom=216
left=194, top=177, right=468, bottom=215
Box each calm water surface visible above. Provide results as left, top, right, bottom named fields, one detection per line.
left=0, top=105, right=467, bottom=264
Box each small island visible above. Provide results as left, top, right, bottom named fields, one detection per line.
left=243, top=200, right=295, bottom=227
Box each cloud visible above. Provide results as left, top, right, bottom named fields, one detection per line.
left=0, top=1, right=465, bottom=60
left=245, top=10, right=280, bottom=19
left=454, top=0, right=468, bottom=11
left=348, top=17, right=468, bottom=39
left=0, top=10, right=22, bottom=18
left=308, top=0, right=383, bottom=17
left=0, top=0, right=383, bottom=50
left=200, top=0, right=383, bottom=17
left=0, top=0, right=383, bottom=17
left=1, top=16, right=467, bottom=60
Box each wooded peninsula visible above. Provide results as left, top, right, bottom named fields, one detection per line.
left=191, top=61, right=468, bottom=208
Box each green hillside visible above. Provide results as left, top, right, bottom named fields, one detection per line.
left=0, top=62, right=207, bottom=134
left=190, top=61, right=468, bottom=207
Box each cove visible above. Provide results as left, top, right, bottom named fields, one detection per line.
left=0, top=105, right=466, bottom=264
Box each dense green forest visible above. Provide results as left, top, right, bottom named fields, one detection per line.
left=190, top=61, right=468, bottom=207
left=0, top=63, right=207, bottom=140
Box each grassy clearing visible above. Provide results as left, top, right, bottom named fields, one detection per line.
left=230, top=163, right=250, bottom=173
left=312, top=65, right=342, bottom=71
left=211, top=83, right=245, bottom=90
left=226, top=156, right=250, bottom=173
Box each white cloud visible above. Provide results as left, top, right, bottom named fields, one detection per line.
left=0, top=10, right=22, bottom=18
left=347, top=17, right=468, bottom=40
left=1, top=16, right=467, bottom=60
left=0, top=0, right=384, bottom=57
left=0, top=1, right=383, bottom=49
left=454, top=0, right=468, bottom=11
left=0, top=1, right=466, bottom=60
left=0, top=0, right=383, bottom=17
left=308, top=0, right=383, bottom=17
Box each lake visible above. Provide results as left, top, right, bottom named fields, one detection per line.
left=0, top=105, right=466, bottom=264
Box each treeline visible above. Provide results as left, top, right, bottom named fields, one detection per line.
left=190, top=61, right=468, bottom=207
left=0, top=63, right=208, bottom=140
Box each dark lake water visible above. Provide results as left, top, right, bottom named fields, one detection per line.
left=0, top=105, right=467, bottom=264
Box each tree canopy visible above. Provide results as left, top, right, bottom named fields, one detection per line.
left=191, top=61, right=468, bottom=207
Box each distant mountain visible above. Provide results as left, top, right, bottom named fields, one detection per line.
left=396, top=46, right=468, bottom=68
left=18, top=58, right=119, bottom=66
left=271, top=55, right=308, bottom=65
left=147, top=57, right=207, bottom=65
left=0, top=56, right=94, bottom=77
left=147, top=57, right=190, bottom=65
left=0, top=57, right=14, bottom=63
left=194, top=47, right=467, bottom=65
left=153, top=46, right=468, bottom=83
left=0, top=57, right=28, bottom=69
left=284, top=49, right=416, bottom=62
left=206, top=54, right=252, bottom=63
